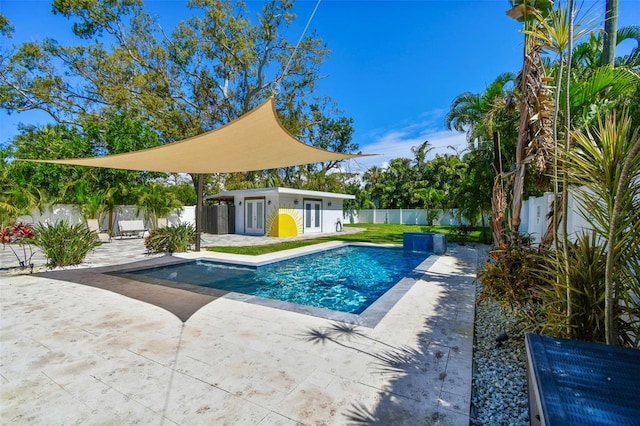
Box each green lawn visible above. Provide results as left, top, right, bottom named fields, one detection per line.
left=206, top=223, right=489, bottom=255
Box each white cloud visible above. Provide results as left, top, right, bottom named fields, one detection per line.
left=346, top=112, right=469, bottom=171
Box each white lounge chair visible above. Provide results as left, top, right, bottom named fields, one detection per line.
left=117, top=220, right=148, bottom=238
left=87, top=219, right=111, bottom=243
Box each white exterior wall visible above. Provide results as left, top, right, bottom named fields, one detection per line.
left=320, top=198, right=345, bottom=233
left=233, top=195, right=245, bottom=234
left=17, top=204, right=84, bottom=226
left=172, top=206, right=194, bottom=226
left=229, top=194, right=346, bottom=236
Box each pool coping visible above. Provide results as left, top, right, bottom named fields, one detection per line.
left=112, top=241, right=438, bottom=328
left=2, top=241, right=479, bottom=424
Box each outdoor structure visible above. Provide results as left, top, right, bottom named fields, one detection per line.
left=207, top=187, right=354, bottom=237
left=20, top=98, right=371, bottom=250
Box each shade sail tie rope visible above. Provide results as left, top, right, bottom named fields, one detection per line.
left=272, top=0, right=321, bottom=97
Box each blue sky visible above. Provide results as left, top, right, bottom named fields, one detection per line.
left=1, top=0, right=639, bottom=171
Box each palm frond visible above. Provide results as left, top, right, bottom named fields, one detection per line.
left=569, top=66, right=640, bottom=110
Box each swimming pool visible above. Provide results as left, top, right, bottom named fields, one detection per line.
left=124, top=245, right=429, bottom=314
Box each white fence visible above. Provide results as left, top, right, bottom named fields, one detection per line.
left=521, top=191, right=592, bottom=245
left=347, top=194, right=593, bottom=246
left=16, top=197, right=590, bottom=244
left=347, top=208, right=477, bottom=226
left=17, top=204, right=193, bottom=234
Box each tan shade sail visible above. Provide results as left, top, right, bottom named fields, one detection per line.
left=22, top=98, right=372, bottom=173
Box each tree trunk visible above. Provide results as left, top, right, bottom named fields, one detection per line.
left=480, top=209, right=489, bottom=244
left=195, top=173, right=203, bottom=252
left=108, top=209, right=114, bottom=238
left=491, top=174, right=507, bottom=247
left=563, top=0, right=576, bottom=337
left=539, top=193, right=563, bottom=251
left=510, top=39, right=534, bottom=245
left=511, top=35, right=552, bottom=245
left=602, top=0, right=619, bottom=66
left=491, top=132, right=506, bottom=247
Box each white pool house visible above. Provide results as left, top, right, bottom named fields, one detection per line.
left=206, top=187, right=354, bottom=237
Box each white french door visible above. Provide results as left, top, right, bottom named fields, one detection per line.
left=245, top=199, right=265, bottom=234
left=304, top=200, right=322, bottom=233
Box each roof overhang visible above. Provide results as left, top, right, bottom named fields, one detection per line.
left=207, top=187, right=355, bottom=200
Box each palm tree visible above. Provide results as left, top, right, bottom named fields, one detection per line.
left=445, top=72, right=517, bottom=144
left=572, top=25, right=640, bottom=71
left=508, top=0, right=556, bottom=245
left=413, top=187, right=445, bottom=225
left=362, top=166, right=385, bottom=208
left=602, top=0, right=618, bottom=66
left=136, top=183, right=183, bottom=230
left=0, top=168, right=43, bottom=227
left=446, top=72, right=517, bottom=245
left=534, top=22, right=640, bottom=247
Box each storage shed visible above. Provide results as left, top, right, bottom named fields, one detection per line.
left=207, top=187, right=354, bottom=237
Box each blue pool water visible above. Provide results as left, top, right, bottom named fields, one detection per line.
left=128, top=246, right=429, bottom=314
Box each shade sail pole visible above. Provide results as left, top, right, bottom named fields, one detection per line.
left=195, top=173, right=203, bottom=251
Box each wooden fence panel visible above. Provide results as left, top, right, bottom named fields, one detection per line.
left=203, top=205, right=235, bottom=234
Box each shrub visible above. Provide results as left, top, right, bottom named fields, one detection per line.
left=477, top=240, right=542, bottom=315
left=535, top=232, right=637, bottom=346
left=449, top=224, right=473, bottom=245
left=35, top=221, right=100, bottom=267
left=0, top=222, right=37, bottom=270
left=145, top=224, right=195, bottom=254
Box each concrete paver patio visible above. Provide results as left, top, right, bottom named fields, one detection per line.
left=1, top=235, right=478, bottom=425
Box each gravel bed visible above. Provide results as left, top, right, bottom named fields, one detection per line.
left=471, top=282, right=529, bottom=425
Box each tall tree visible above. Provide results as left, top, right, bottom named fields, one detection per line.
left=507, top=0, right=555, bottom=244
left=446, top=72, right=518, bottom=245
left=602, top=0, right=619, bottom=66
left=0, top=0, right=339, bottom=209
left=6, top=124, right=94, bottom=203
left=1, top=1, right=329, bottom=135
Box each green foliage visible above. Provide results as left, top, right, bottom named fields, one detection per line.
left=361, top=141, right=467, bottom=211
left=565, top=110, right=640, bottom=344
left=534, top=232, right=608, bottom=342
left=135, top=183, right=183, bottom=229
left=530, top=230, right=638, bottom=347
left=167, top=183, right=197, bottom=205
left=1, top=1, right=360, bottom=200
left=34, top=221, right=99, bottom=267
left=2, top=0, right=330, bottom=142
left=144, top=224, right=195, bottom=254
left=7, top=124, right=93, bottom=203
left=4, top=117, right=166, bottom=211
left=0, top=12, right=15, bottom=37
left=287, top=100, right=359, bottom=189
left=1, top=151, right=44, bottom=226
left=450, top=224, right=473, bottom=246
